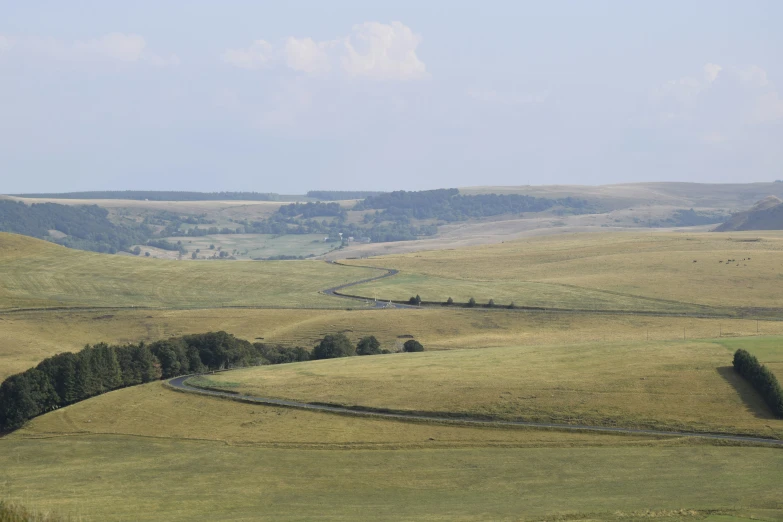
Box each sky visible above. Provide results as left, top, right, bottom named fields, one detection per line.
left=1, top=0, right=781, bottom=194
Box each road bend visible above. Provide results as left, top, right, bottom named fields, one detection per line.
left=167, top=375, right=783, bottom=447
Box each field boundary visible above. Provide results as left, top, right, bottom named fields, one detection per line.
left=166, top=375, right=783, bottom=446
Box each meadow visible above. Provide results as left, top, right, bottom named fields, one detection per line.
left=2, top=382, right=781, bottom=521
left=3, top=306, right=781, bottom=380
left=3, top=227, right=783, bottom=521
left=0, top=233, right=377, bottom=310
left=165, top=233, right=338, bottom=260
left=202, top=337, right=783, bottom=438
left=345, top=231, right=783, bottom=314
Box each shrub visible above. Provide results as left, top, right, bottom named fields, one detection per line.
left=403, top=340, right=424, bottom=352
left=356, top=336, right=382, bottom=356
left=467, top=297, right=476, bottom=308
left=312, top=333, right=356, bottom=360
left=446, top=297, right=453, bottom=306
left=733, top=349, right=783, bottom=418
left=487, top=299, right=495, bottom=308
left=508, top=302, right=516, bottom=309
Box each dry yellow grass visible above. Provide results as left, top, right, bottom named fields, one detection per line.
left=344, top=231, right=783, bottom=313
left=13, top=381, right=662, bottom=449
left=206, top=338, right=783, bottom=438
left=0, top=233, right=377, bottom=310
left=3, top=306, right=780, bottom=380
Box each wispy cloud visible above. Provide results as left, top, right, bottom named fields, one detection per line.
left=0, top=33, right=178, bottom=66
left=222, top=22, right=426, bottom=81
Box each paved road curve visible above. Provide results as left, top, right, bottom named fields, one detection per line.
left=167, top=375, right=783, bottom=446
left=321, top=262, right=416, bottom=309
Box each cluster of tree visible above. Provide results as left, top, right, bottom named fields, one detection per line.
left=0, top=331, right=425, bottom=432
left=145, top=239, right=187, bottom=253
left=0, top=200, right=149, bottom=254
left=306, top=191, right=385, bottom=200
left=277, top=202, right=346, bottom=218
left=732, top=349, right=783, bottom=418
left=311, top=333, right=424, bottom=358
left=12, top=191, right=282, bottom=201
left=165, top=226, right=243, bottom=238
left=411, top=295, right=516, bottom=309
left=353, top=189, right=591, bottom=222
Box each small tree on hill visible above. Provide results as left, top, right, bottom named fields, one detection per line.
left=508, top=301, right=516, bottom=309
left=487, top=299, right=495, bottom=308
left=446, top=297, right=454, bottom=306
left=356, top=336, right=382, bottom=356
left=403, top=340, right=424, bottom=352
left=467, top=297, right=476, bottom=308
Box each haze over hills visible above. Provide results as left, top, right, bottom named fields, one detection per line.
left=9, top=182, right=783, bottom=260
left=715, top=196, right=783, bottom=232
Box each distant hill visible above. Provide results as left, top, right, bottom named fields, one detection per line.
left=9, top=191, right=284, bottom=201
left=714, top=196, right=783, bottom=231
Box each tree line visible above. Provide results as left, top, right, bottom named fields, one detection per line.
left=353, top=189, right=592, bottom=222
left=0, top=331, right=424, bottom=433
left=733, top=349, right=783, bottom=418
left=408, top=295, right=516, bottom=309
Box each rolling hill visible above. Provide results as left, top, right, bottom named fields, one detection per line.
left=715, top=196, right=783, bottom=231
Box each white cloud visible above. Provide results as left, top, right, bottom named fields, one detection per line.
left=0, top=33, right=177, bottom=66
left=284, top=37, right=331, bottom=74
left=341, top=22, right=426, bottom=80
left=655, top=62, right=783, bottom=132
left=703, top=63, right=722, bottom=83
left=223, top=22, right=426, bottom=81
left=221, top=39, right=274, bottom=70
left=658, top=62, right=721, bottom=101
left=736, top=65, right=769, bottom=88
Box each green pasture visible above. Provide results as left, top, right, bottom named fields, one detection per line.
left=169, top=233, right=338, bottom=259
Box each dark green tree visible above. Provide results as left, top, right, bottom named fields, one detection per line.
left=467, top=297, right=476, bottom=308
left=312, top=334, right=355, bottom=360
left=446, top=297, right=453, bottom=306
left=356, top=336, right=382, bottom=355
left=403, top=340, right=424, bottom=352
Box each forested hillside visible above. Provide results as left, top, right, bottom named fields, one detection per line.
left=354, top=189, right=591, bottom=221
left=0, top=200, right=148, bottom=253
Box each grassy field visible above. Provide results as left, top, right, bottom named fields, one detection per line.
left=0, top=233, right=377, bottom=311
left=3, top=224, right=783, bottom=520
left=3, top=306, right=781, bottom=380
left=345, top=231, right=783, bottom=314
left=204, top=337, right=783, bottom=438
left=164, top=233, right=339, bottom=260
left=2, top=382, right=781, bottom=521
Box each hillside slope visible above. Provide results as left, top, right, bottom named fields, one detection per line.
left=715, top=196, right=783, bottom=231
left=0, top=233, right=376, bottom=310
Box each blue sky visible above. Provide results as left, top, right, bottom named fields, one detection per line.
left=1, top=0, right=781, bottom=193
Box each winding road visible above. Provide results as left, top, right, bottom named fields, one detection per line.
left=322, top=262, right=416, bottom=309
left=167, top=375, right=783, bottom=447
